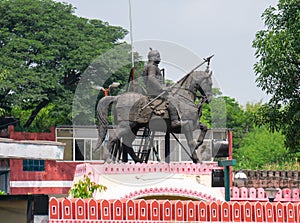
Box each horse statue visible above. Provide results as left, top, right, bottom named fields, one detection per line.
left=96, top=69, right=213, bottom=163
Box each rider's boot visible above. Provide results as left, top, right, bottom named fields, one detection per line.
left=169, top=105, right=188, bottom=128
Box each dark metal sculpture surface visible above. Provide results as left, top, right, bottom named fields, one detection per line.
left=96, top=70, right=213, bottom=163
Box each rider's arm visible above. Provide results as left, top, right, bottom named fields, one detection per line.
left=146, top=65, right=164, bottom=93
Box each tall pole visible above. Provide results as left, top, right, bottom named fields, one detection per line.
left=128, top=0, right=134, bottom=68
left=128, top=0, right=135, bottom=91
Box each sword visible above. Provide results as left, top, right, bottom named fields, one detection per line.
left=141, top=54, right=214, bottom=110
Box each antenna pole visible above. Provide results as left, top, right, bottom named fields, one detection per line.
left=129, top=0, right=134, bottom=68
left=128, top=0, right=135, bottom=91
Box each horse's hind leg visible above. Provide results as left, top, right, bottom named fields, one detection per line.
left=106, top=129, right=122, bottom=162
left=110, top=139, right=121, bottom=162
left=121, top=126, right=142, bottom=163
left=115, top=139, right=121, bottom=161
left=122, top=143, right=142, bottom=163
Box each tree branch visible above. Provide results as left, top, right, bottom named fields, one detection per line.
left=23, top=99, right=50, bottom=128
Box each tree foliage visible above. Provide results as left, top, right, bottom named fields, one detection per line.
left=235, top=126, right=287, bottom=169
left=202, top=89, right=253, bottom=151
left=0, top=0, right=128, bottom=129
left=252, top=0, right=300, bottom=154
left=0, top=71, right=6, bottom=117
left=68, top=173, right=107, bottom=199
left=201, top=89, right=293, bottom=169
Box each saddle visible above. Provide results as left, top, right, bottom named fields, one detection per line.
left=130, top=97, right=170, bottom=123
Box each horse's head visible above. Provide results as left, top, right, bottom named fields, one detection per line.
left=190, top=70, right=213, bottom=103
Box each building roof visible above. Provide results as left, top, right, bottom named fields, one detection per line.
left=0, top=138, right=65, bottom=160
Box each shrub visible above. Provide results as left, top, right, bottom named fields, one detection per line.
left=68, top=173, right=107, bottom=198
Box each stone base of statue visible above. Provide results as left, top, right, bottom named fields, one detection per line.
left=73, top=161, right=225, bottom=201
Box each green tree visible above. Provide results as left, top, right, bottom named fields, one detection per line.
left=204, top=89, right=251, bottom=151
left=235, top=126, right=287, bottom=169
left=0, top=70, right=7, bottom=117
left=11, top=103, right=64, bottom=132
left=252, top=0, right=300, bottom=154
left=0, top=0, right=128, bottom=129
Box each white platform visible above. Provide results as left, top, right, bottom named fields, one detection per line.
left=73, top=162, right=225, bottom=201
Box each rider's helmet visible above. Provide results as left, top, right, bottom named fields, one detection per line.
left=148, top=48, right=161, bottom=62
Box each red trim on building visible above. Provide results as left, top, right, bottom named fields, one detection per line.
left=5, top=126, right=82, bottom=195
left=9, top=125, right=56, bottom=141
left=9, top=160, right=83, bottom=195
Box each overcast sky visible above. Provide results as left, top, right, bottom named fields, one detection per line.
left=57, top=0, right=278, bottom=106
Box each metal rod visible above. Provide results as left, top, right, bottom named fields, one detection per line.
left=171, top=132, right=193, bottom=161
left=165, top=132, right=170, bottom=163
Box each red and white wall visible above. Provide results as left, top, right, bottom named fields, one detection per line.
left=49, top=197, right=300, bottom=222
left=4, top=125, right=81, bottom=195
left=9, top=159, right=82, bottom=195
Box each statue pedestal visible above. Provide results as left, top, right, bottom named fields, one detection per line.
left=73, top=162, right=225, bottom=201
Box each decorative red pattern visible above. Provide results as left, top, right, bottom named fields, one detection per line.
left=122, top=187, right=217, bottom=202
left=231, top=187, right=300, bottom=202
left=75, top=162, right=218, bottom=176
left=49, top=197, right=299, bottom=222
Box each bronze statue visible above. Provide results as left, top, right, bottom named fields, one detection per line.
left=142, top=49, right=188, bottom=128
left=96, top=57, right=213, bottom=163
left=142, top=48, right=164, bottom=96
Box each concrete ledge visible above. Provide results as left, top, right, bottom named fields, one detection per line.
left=0, top=138, right=65, bottom=160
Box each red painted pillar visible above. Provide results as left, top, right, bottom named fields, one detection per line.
left=86, top=198, right=98, bottom=220
left=9, top=125, right=14, bottom=139
left=228, top=130, right=233, bottom=188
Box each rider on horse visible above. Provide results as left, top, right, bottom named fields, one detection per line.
left=142, top=48, right=188, bottom=129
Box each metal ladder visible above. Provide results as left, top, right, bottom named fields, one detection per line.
left=133, top=127, right=160, bottom=163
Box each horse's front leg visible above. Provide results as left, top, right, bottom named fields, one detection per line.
left=182, top=122, right=200, bottom=163
left=195, top=123, right=208, bottom=149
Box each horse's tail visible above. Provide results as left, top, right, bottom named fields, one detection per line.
left=95, top=96, right=116, bottom=155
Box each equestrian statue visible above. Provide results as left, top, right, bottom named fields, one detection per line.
left=96, top=49, right=213, bottom=163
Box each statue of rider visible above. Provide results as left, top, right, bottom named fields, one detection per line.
left=142, top=48, right=188, bottom=128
